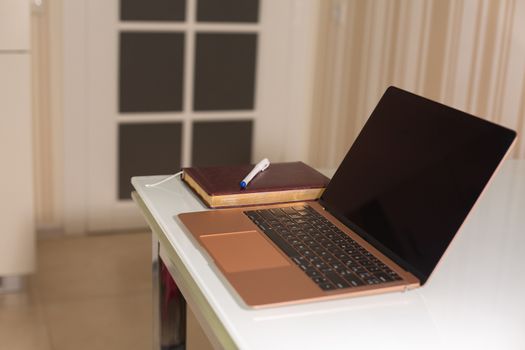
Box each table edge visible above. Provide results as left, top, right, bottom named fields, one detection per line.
left=132, top=191, right=238, bottom=350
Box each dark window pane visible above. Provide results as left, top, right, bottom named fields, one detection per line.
left=192, top=120, right=252, bottom=166
left=197, top=0, right=259, bottom=23
left=120, top=0, right=186, bottom=21
left=119, top=32, right=184, bottom=112
left=119, top=123, right=182, bottom=199
left=194, top=33, right=257, bottom=111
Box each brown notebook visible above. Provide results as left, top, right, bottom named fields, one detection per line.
left=182, top=162, right=330, bottom=208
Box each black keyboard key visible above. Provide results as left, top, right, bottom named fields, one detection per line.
left=311, top=246, right=325, bottom=253
left=289, top=238, right=301, bottom=245
left=292, top=256, right=307, bottom=266
left=259, top=220, right=272, bottom=229
left=336, top=253, right=349, bottom=260
left=324, top=271, right=350, bottom=289
left=374, top=272, right=393, bottom=283
left=283, top=233, right=295, bottom=240
left=313, top=262, right=329, bottom=271
left=365, top=277, right=381, bottom=285
left=282, top=207, right=296, bottom=214
left=331, top=263, right=344, bottom=270
left=318, top=251, right=329, bottom=258
left=315, top=237, right=328, bottom=244
left=298, top=264, right=312, bottom=271
left=324, top=256, right=337, bottom=264
left=362, top=251, right=374, bottom=258
left=293, top=244, right=307, bottom=251
left=244, top=211, right=258, bottom=220
left=351, top=253, right=365, bottom=262
left=337, top=268, right=352, bottom=276
left=377, top=262, right=389, bottom=269
left=306, top=268, right=321, bottom=277
left=270, top=208, right=285, bottom=216
left=387, top=270, right=402, bottom=280
left=258, top=226, right=301, bottom=259
left=344, top=248, right=358, bottom=255
left=306, top=256, right=321, bottom=264
left=367, top=266, right=382, bottom=273
left=312, top=276, right=328, bottom=284
left=358, top=272, right=372, bottom=279
left=360, top=260, right=375, bottom=268
left=351, top=266, right=367, bottom=273
left=273, top=224, right=285, bottom=230
left=342, top=273, right=365, bottom=287
left=259, top=210, right=275, bottom=220
left=303, top=250, right=315, bottom=258
left=345, top=260, right=359, bottom=268
left=304, top=239, right=316, bottom=246
left=319, top=283, right=336, bottom=291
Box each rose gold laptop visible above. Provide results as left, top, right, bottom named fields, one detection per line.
left=178, top=87, right=516, bottom=308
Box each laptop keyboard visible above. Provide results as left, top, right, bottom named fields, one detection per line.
left=244, top=205, right=402, bottom=291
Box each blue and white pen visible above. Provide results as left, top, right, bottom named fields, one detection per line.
left=240, top=158, right=270, bottom=189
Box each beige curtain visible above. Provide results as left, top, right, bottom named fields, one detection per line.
left=309, top=0, right=525, bottom=168
left=32, top=1, right=63, bottom=230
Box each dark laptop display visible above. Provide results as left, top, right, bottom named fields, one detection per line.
left=321, top=87, right=517, bottom=283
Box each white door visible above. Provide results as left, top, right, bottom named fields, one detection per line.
left=64, top=0, right=318, bottom=233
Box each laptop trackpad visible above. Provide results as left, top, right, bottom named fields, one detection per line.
left=200, top=231, right=291, bottom=273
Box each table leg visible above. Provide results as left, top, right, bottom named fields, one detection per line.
left=152, top=234, right=161, bottom=350
left=153, top=233, right=187, bottom=350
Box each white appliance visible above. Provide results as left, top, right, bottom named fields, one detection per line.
left=0, top=0, right=35, bottom=291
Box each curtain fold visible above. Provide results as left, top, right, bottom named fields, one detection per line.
left=31, top=1, right=63, bottom=231
left=309, top=0, right=525, bottom=168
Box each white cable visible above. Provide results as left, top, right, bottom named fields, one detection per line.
left=145, top=171, right=183, bottom=187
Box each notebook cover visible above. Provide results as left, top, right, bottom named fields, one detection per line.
left=182, top=161, right=330, bottom=196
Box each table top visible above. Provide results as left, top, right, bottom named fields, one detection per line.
left=132, top=160, right=525, bottom=350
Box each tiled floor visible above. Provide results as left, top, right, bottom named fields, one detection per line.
left=0, top=232, right=153, bottom=350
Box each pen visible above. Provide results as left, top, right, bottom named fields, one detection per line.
left=240, top=158, right=270, bottom=189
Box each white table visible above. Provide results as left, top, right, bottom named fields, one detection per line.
left=132, top=160, right=525, bottom=350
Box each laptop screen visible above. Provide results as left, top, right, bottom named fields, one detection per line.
left=320, top=87, right=516, bottom=283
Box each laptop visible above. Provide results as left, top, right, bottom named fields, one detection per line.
left=178, top=86, right=516, bottom=308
